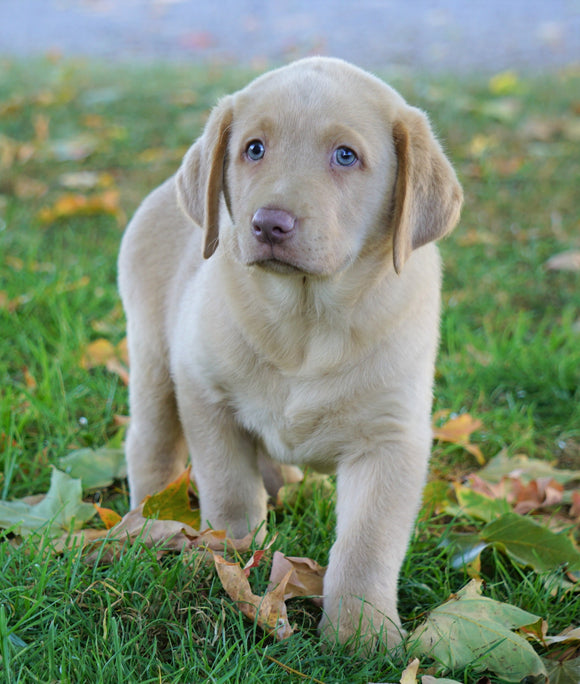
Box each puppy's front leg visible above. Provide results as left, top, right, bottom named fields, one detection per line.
left=177, top=390, right=268, bottom=541
left=320, top=442, right=429, bottom=651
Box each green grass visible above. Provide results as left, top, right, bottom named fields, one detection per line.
left=1, top=57, right=579, bottom=682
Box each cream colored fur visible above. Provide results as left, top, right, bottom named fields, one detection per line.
left=118, top=57, right=462, bottom=650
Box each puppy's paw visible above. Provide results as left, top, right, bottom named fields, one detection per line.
left=319, top=595, right=406, bottom=654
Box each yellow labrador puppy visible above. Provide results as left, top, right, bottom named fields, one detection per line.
left=118, top=57, right=462, bottom=649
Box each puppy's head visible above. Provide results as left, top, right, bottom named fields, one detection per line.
left=177, top=58, right=462, bottom=276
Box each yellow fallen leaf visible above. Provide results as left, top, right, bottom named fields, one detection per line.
left=23, top=366, right=37, bottom=390
left=467, top=133, right=497, bottom=158
left=81, top=338, right=129, bottom=384
left=433, top=413, right=485, bottom=465
left=37, top=190, right=124, bottom=224
left=489, top=70, right=520, bottom=95
left=95, top=505, right=123, bottom=530
left=81, top=339, right=116, bottom=369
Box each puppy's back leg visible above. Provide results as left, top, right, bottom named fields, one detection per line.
left=125, top=342, right=188, bottom=508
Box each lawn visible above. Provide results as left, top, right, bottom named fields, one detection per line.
left=0, top=57, right=579, bottom=683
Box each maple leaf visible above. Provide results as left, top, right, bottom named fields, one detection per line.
left=0, top=467, right=96, bottom=538
left=58, top=446, right=126, bottom=490
left=411, top=579, right=546, bottom=681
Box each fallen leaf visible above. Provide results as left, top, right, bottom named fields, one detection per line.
left=213, top=553, right=294, bottom=640
left=267, top=551, right=325, bottom=606
left=83, top=505, right=198, bottom=563
left=37, top=190, right=123, bottom=225
left=0, top=467, right=96, bottom=538
left=477, top=451, right=580, bottom=486
left=58, top=446, right=126, bottom=490
left=545, top=251, right=580, bottom=272
left=84, top=497, right=254, bottom=564
left=411, top=579, right=546, bottom=681
left=481, top=512, right=580, bottom=573
left=142, top=467, right=200, bottom=529
left=22, top=366, right=37, bottom=390
left=243, top=549, right=267, bottom=576
left=95, top=505, right=122, bottom=529
left=451, top=483, right=511, bottom=522
left=489, top=70, right=521, bottom=96
left=81, top=338, right=129, bottom=384
left=432, top=413, right=485, bottom=465
left=512, top=477, right=564, bottom=514
left=466, top=134, right=497, bottom=158
left=543, top=656, right=580, bottom=684
left=400, top=658, right=419, bottom=683
left=543, top=626, right=580, bottom=646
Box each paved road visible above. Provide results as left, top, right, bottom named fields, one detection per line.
left=1, top=0, right=579, bottom=73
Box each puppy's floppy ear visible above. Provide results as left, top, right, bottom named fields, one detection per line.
left=391, top=107, right=463, bottom=274
left=176, top=96, right=233, bottom=259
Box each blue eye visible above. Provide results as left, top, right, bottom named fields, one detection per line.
left=334, top=146, right=358, bottom=167
left=246, top=140, right=265, bottom=161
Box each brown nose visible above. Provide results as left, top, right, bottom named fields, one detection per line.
left=251, top=208, right=296, bottom=245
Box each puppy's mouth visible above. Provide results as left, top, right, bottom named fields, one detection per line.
left=251, top=258, right=308, bottom=275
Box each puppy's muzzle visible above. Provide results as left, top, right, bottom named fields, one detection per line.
left=252, top=208, right=296, bottom=245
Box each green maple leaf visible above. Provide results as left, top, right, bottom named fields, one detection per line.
left=0, top=467, right=96, bottom=537
left=411, top=579, right=547, bottom=681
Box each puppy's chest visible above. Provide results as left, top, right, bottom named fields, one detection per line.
left=231, top=374, right=340, bottom=467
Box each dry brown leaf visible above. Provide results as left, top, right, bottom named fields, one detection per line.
left=466, top=473, right=511, bottom=500
left=267, top=551, right=325, bottom=606
left=84, top=504, right=199, bottom=563
left=53, top=527, right=114, bottom=554
left=512, top=477, right=564, bottom=515
left=84, top=503, right=254, bottom=564
left=213, top=553, right=294, bottom=640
